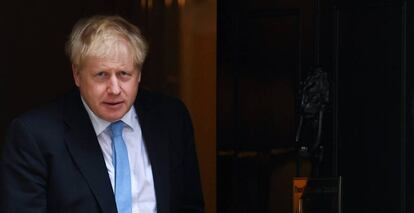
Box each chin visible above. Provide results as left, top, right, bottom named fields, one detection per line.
left=99, top=113, right=124, bottom=122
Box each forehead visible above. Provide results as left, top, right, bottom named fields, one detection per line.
left=82, top=56, right=136, bottom=73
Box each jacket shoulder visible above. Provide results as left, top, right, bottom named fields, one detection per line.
left=137, top=88, right=189, bottom=114
left=7, top=90, right=80, bottom=136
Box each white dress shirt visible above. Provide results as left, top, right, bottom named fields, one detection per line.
left=82, top=98, right=157, bottom=213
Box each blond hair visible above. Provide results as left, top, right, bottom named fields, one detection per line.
left=66, top=15, right=148, bottom=69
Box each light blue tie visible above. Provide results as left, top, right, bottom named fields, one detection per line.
left=110, top=121, right=132, bottom=213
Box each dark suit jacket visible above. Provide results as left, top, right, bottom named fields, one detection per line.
left=0, top=89, right=204, bottom=213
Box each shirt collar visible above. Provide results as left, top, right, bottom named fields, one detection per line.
left=81, top=97, right=137, bottom=136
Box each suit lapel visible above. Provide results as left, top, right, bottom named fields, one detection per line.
left=62, top=91, right=117, bottom=213
left=135, top=90, right=170, bottom=213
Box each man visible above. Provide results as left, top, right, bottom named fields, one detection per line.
left=0, top=15, right=204, bottom=213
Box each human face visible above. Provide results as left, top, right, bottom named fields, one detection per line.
left=73, top=41, right=140, bottom=122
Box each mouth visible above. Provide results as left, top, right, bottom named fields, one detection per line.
left=103, top=101, right=124, bottom=108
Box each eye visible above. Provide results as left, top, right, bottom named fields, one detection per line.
left=118, top=71, right=132, bottom=80
left=95, top=72, right=108, bottom=79
left=120, top=71, right=130, bottom=76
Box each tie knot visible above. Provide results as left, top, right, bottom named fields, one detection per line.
left=110, top=121, right=124, bottom=137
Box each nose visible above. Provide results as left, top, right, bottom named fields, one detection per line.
left=107, top=75, right=121, bottom=95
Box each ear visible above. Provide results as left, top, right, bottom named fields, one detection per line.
left=137, top=70, right=141, bottom=83
left=72, top=64, right=81, bottom=87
